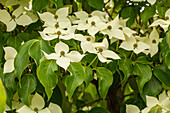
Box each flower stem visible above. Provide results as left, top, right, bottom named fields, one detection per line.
left=88, top=55, right=98, bottom=67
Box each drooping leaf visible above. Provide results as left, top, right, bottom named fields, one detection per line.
left=14, top=39, right=38, bottom=79
left=37, top=60, right=58, bottom=100
left=153, top=64, right=170, bottom=88
left=32, top=0, right=49, bottom=11
left=96, top=67, right=113, bottom=99
left=141, top=6, right=155, bottom=26
left=50, top=0, right=64, bottom=9
left=87, top=0, right=104, bottom=10
left=134, top=64, right=152, bottom=93
left=0, top=78, right=6, bottom=113
left=65, top=62, right=85, bottom=100
left=18, top=74, right=37, bottom=106
left=84, top=66, right=93, bottom=87
left=89, top=107, right=110, bottom=113
left=7, top=36, right=22, bottom=51
left=165, top=50, right=170, bottom=69
left=119, top=58, right=133, bottom=86
left=157, top=7, right=169, bottom=18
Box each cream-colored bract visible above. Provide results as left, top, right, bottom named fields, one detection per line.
left=3, top=47, right=17, bottom=74
left=43, top=41, right=84, bottom=70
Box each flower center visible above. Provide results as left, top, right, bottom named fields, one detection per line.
left=165, top=16, right=169, bottom=20
left=54, top=15, right=58, bottom=19
left=55, top=23, right=59, bottom=28
left=133, top=43, right=138, bottom=49
left=119, top=27, right=123, bottom=30
left=86, top=37, right=91, bottom=41
left=107, top=25, right=112, bottom=30
left=152, top=39, right=156, bottom=44
left=34, top=107, right=38, bottom=112
left=91, top=21, right=95, bottom=26
left=60, top=51, right=65, bottom=56
left=11, top=15, right=16, bottom=19
left=98, top=48, right=103, bottom=52
left=132, top=33, right=137, bottom=36
left=88, top=14, right=92, bottom=18
left=57, top=31, right=61, bottom=35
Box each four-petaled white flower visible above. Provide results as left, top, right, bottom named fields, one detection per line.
left=142, top=27, right=162, bottom=57
left=93, top=38, right=120, bottom=63
left=17, top=93, right=51, bottom=113
left=3, top=47, right=17, bottom=74
left=0, top=6, right=36, bottom=32
left=150, top=8, right=170, bottom=32
left=43, top=41, right=84, bottom=70
left=0, top=0, right=31, bottom=8
left=119, top=35, right=150, bottom=54
left=77, top=16, right=107, bottom=37
left=38, top=7, right=71, bottom=29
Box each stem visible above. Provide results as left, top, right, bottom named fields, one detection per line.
left=88, top=55, right=98, bottom=67
left=130, top=51, right=134, bottom=59
left=116, top=40, right=119, bottom=52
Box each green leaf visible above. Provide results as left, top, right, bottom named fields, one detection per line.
left=0, top=78, right=6, bottom=113
left=141, top=6, right=155, bottom=26
left=18, top=74, right=37, bottom=106
left=37, top=60, right=58, bottom=100
left=167, top=31, right=170, bottom=48
left=7, top=36, right=22, bottom=51
left=165, top=50, right=170, bottom=69
left=84, top=66, right=93, bottom=87
left=119, top=58, right=133, bottom=86
left=28, top=41, right=46, bottom=65
left=134, top=64, right=152, bottom=93
left=142, top=76, right=162, bottom=97
left=135, top=56, right=152, bottom=65
left=153, top=65, right=170, bottom=88
left=148, top=105, right=162, bottom=113
left=96, top=67, right=113, bottom=99
left=157, top=7, right=169, bottom=18
left=89, top=107, right=110, bottom=113
left=14, top=39, right=38, bottom=79
left=32, top=0, right=49, bottom=11
left=50, top=0, right=63, bottom=9
left=65, top=62, right=85, bottom=100
left=121, top=7, right=140, bottom=27
left=87, top=0, right=104, bottom=10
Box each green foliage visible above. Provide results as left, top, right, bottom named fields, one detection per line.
left=0, top=79, right=6, bottom=113
left=87, top=0, right=104, bottom=10
left=32, top=0, right=49, bottom=11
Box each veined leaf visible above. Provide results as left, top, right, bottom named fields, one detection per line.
left=0, top=78, right=6, bottom=113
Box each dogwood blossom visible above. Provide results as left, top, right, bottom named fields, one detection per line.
left=0, top=0, right=31, bottom=8
left=3, top=47, right=17, bottom=73
left=17, top=93, right=51, bottom=113
left=142, top=27, right=162, bottom=57
left=0, top=6, right=36, bottom=31
left=150, top=8, right=170, bottom=32
left=43, top=41, right=84, bottom=70
left=93, top=38, right=120, bottom=63
left=38, top=7, right=71, bottom=29
left=119, top=35, right=150, bottom=54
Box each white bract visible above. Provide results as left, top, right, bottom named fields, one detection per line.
left=143, top=27, right=162, bottom=57
left=43, top=41, right=84, bottom=70
left=0, top=0, right=31, bottom=8
left=17, top=93, right=51, bottom=113
left=3, top=47, right=17, bottom=74
left=150, top=8, right=170, bottom=32
left=38, top=7, right=71, bottom=29
left=0, top=6, right=36, bottom=31
left=119, top=36, right=150, bottom=54
left=77, top=16, right=107, bottom=37
left=74, top=35, right=97, bottom=54
left=93, top=38, right=120, bottom=63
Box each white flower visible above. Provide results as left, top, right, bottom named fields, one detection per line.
left=48, top=103, right=62, bottom=113
left=142, top=27, right=162, bottom=57
left=102, top=16, right=125, bottom=40
left=74, top=35, right=97, bottom=54
left=3, top=47, right=17, bottom=74
left=17, top=93, right=51, bottom=113
left=74, top=10, right=107, bottom=24
left=147, top=0, right=156, bottom=5
left=38, top=7, right=71, bottom=29
left=1, top=0, right=31, bottom=8
left=150, top=8, right=170, bottom=32
left=93, top=38, right=120, bottom=63
left=0, top=6, right=35, bottom=32
left=126, top=104, right=140, bottom=113
left=77, top=16, right=107, bottom=37
left=39, top=26, right=77, bottom=40
left=119, top=36, right=150, bottom=54
left=43, top=41, right=84, bottom=70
